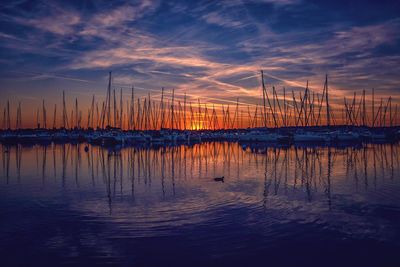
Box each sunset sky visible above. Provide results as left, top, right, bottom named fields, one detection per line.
left=0, top=0, right=399, bottom=128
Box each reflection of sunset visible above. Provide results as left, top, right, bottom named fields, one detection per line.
left=2, top=141, right=399, bottom=233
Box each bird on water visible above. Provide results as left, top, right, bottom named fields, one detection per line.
left=214, top=176, right=224, bottom=182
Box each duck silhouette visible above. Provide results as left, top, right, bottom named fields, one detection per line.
left=214, top=176, right=224, bottom=182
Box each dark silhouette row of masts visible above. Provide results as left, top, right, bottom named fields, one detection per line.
left=1, top=71, right=398, bottom=130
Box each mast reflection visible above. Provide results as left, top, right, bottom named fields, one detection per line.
left=1, top=142, right=399, bottom=212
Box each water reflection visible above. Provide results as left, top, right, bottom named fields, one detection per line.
left=0, top=142, right=399, bottom=264
left=1, top=142, right=399, bottom=207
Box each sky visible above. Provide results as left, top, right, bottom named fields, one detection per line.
left=0, top=0, right=399, bottom=128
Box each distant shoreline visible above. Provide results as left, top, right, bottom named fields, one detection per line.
left=1, top=125, right=399, bottom=148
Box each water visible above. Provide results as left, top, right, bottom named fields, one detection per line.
left=1, top=142, right=399, bottom=266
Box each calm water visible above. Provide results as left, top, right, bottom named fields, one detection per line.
left=1, top=142, right=399, bottom=266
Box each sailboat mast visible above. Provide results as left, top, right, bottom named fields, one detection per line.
left=171, top=89, right=175, bottom=131
left=131, top=87, right=135, bottom=130
left=372, top=88, right=375, bottom=127
left=107, top=71, right=112, bottom=127
left=160, top=88, right=164, bottom=129
left=198, top=99, right=201, bottom=130
left=326, top=74, right=330, bottom=127
left=389, top=97, right=392, bottom=127
left=75, top=98, right=78, bottom=129
left=120, top=88, right=123, bottom=128
left=184, top=92, right=187, bottom=131
left=113, top=89, right=116, bottom=128
left=53, top=104, right=57, bottom=129
left=37, top=108, right=39, bottom=129
left=283, top=88, right=286, bottom=127
left=43, top=99, right=47, bottom=129
left=90, top=95, right=95, bottom=128
left=261, top=70, right=267, bottom=128
left=362, top=90, right=366, bottom=127
left=62, top=91, right=67, bottom=129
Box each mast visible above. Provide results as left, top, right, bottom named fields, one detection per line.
left=241, top=109, right=244, bottom=129
left=254, top=105, right=258, bottom=128
left=43, top=99, right=47, bottom=129
left=15, top=102, right=19, bottom=129
left=235, top=98, right=239, bottom=129
left=389, top=96, right=392, bottom=127
left=19, top=102, right=22, bottom=129
left=131, top=87, right=135, bottom=130
left=120, top=88, right=123, bottom=128
left=153, top=101, right=158, bottom=130
left=36, top=108, right=39, bottom=129
left=283, top=88, right=286, bottom=127
left=292, top=90, right=298, bottom=127
left=265, top=86, right=277, bottom=128
left=226, top=104, right=230, bottom=129
left=90, top=95, right=95, bottom=129
left=147, top=93, right=151, bottom=130
left=261, top=70, right=267, bottom=128
left=273, top=87, right=284, bottom=127
left=126, top=100, right=130, bottom=130
left=160, top=88, right=164, bottom=129
left=62, top=91, right=67, bottom=129
left=53, top=104, right=57, bottom=129
left=136, top=98, right=140, bottom=130
left=212, top=104, right=217, bottom=130
left=247, top=105, right=251, bottom=128
left=184, top=92, right=187, bottom=131
left=100, top=102, right=105, bottom=129
left=171, top=89, right=175, bottom=131
left=379, top=98, right=383, bottom=127
left=16, top=102, right=22, bottom=129
left=198, top=98, right=201, bottom=130
left=96, top=102, right=99, bottom=129
left=303, top=81, right=308, bottom=127
left=372, top=88, right=375, bottom=127
left=325, top=74, right=330, bottom=127
left=143, top=98, right=147, bottom=130
left=107, top=71, right=112, bottom=127
left=190, top=103, right=194, bottom=130
left=204, top=103, right=208, bottom=130
left=178, top=101, right=182, bottom=130
left=87, top=108, right=91, bottom=129
left=71, top=110, right=73, bottom=130
left=362, top=89, right=366, bottom=127
left=113, top=89, right=116, bottom=128
left=273, top=86, right=277, bottom=127
left=222, top=105, right=225, bottom=129
left=351, top=92, right=356, bottom=126
left=75, top=98, right=78, bottom=129
left=6, top=100, right=10, bottom=129
left=382, top=97, right=390, bottom=127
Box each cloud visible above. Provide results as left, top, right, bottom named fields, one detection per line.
left=13, top=7, right=81, bottom=35
left=79, top=1, right=159, bottom=38
left=0, top=0, right=400, bottom=114
left=201, top=11, right=243, bottom=28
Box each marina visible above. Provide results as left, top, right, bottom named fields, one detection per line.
left=2, top=72, right=399, bottom=148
